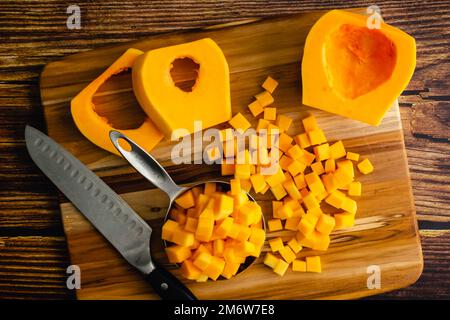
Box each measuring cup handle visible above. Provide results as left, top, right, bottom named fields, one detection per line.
left=109, top=130, right=183, bottom=199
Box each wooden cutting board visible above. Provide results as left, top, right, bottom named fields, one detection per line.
left=39, top=9, right=423, bottom=299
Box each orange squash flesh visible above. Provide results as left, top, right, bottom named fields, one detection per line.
left=71, top=48, right=164, bottom=155
left=302, top=10, right=416, bottom=126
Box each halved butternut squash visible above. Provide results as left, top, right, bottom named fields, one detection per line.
left=302, top=10, right=416, bottom=126
left=71, top=48, right=164, bottom=155
left=132, top=38, right=231, bottom=139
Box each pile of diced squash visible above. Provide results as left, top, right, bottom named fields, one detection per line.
left=219, top=76, right=375, bottom=276
left=162, top=182, right=265, bottom=281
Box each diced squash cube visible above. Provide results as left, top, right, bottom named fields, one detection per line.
left=240, top=179, right=252, bottom=193
left=250, top=173, right=267, bottom=193
left=180, top=260, right=202, bottom=280
left=298, top=230, right=320, bottom=248
left=230, top=179, right=241, bottom=196
left=294, top=133, right=311, bottom=149
left=293, top=206, right=306, bottom=218
left=269, top=237, right=284, bottom=252
left=204, top=256, right=225, bottom=280
left=325, top=190, right=347, bottom=209
left=213, top=239, right=225, bottom=257
left=346, top=152, right=360, bottom=162
left=308, top=129, right=327, bottom=145
left=172, top=229, right=195, bottom=247
left=214, top=194, right=234, bottom=220
left=192, top=244, right=211, bottom=260
left=292, top=259, right=307, bottom=272
left=273, top=259, right=289, bottom=276
left=238, top=201, right=262, bottom=225
left=279, top=155, right=293, bottom=171
left=358, top=158, right=374, bottom=174
left=311, top=161, right=325, bottom=175
left=265, top=167, right=286, bottom=187
left=341, top=197, right=357, bottom=215
left=262, top=76, right=278, bottom=93
left=193, top=251, right=213, bottom=270
left=270, top=184, right=287, bottom=201
left=333, top=167, right=354, bottom=189
left=321, top=173, right=338, bottom=194
left=196, top=274, right=209, bottom=282
left=285, top=217, right=301, bottom=231
left=165, top=245, right=192, bottom=264
left=256, top=118, right=270, bottom=131
left=272, top=201, right=283, bottom=217
left=306, top=256, right=322, bottom=273
left=302, top=115, right=318, bottom=132
left=249, top=226, right=266, bottom=247
left=286, top=144, right=303, bottom=160
left=184, top=217, right=198, bottom=233
left=204, top=182, right=216, bottom=196
left=229, top=112, right=251, bottom=131
left=248, top=100, right=264, bottom=117
left=235, top=224, right=252, bottom=242
left=313, top=143, right=330, bottom=161
left=255, top=91, right=274, bottom=107
left=348, top=181, right=362, bottom=197
left=287, top=160, right=306, bottom=177
left=312, top=232, right=330, bottom=251
left=278, top=133, right=294, bottom=153
left=283, top=179, right=302, bottom=200
left=299, top=150, right=316, bottom=166
left=221, top=162, right=235, bottom=176
left=264, top=252, right=280, bottom=269
left=293, top=173, right=307, bottom=190
left=264, top=107, right=277, bottom=121
left=276, top=114, right=293, bottom=132
left=329, top=140, right=346, bottom=160
left=221, top=261, right=241, bottom=279
left=215, top=217, right=234, bottom=238
left=334, top=212, right=355, bottom=230
left=234, top=164, right=251, bottom=180
left=305, top=172, right=326, bottom=195
left=316, top=214, right=335, bottom=235
left=337, top=159, right=355, bottom=179
left=324, top=158, right=336, bottom=173
left=162, top=219, right=179, bottom=242
left=287, top=237, right=303, bottom=253
left=302, top=192, right=320, bottom=210
left=277, top=203, right=294, bottom=220
left=234, top=240, right=256, bottom=257
left=175, top=190, right=195, bottom=209
left=195, top=215, right=214, bottom=242
left=307, top=206, right=323, bottom=217
left=297, top=214, right=318, bottom=236
left=279, top=245, right=296, bottom=263
left=268, top=218, right=283, bottom=232
left=174, top=211, right=186, bottom=225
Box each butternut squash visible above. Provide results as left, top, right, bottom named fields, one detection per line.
left=302, top=10, right=416, bottom=126
left=132, top=38, right=231, bottom=139
left=71, top=48, right=163, bottom=155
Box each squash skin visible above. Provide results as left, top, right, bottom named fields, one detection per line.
left=302, top=10, right=416, bottom=126
left=70, top=48, right=164, bottom=155
left=132, top=38, right=231, bottom=139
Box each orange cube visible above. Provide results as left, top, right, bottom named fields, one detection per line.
left=297, top=214, right=318, bottom=236
left=230, top=179, right=241, bottom=196
left=256, top=118, right=270, bottom=131
left=180, top=260, right=202, bottom=280
left=235, top=163, right=251, bottom=180
left=325, top=190, right=347, bottom=209
left=270, top=184, right=287, bottom=201
left=348, top=181, right=362, bottom=196
left=308, top=129, right=327, bottom=145
left=161, top=219, right=179, bottom=242
left=268, top=218, right=283, bottom=232
left=193, top=251, right=213, bottom=270
left=302, top=115, right=318, bottom=132
left=313, top=143, right=330, bottom=161
left=255, top=91, right=274, bottom=107
left=287, top=237, right=302, bottom=253
left=316, top=214, right=335, bottom=235
left=283, top=179, right=302, bottom=200
left=273, top=259, right=289, bottom=276
left=277, top=203, right=294, bottom=220
left=294, top=133, right=311, bottom=149
left=250, top=173, right=267, bottom=193
left=286, top=144, right=303, bottom=160
left=262, top=76, right=279, bottom=93
left=324, top=158, right=336, bottom=173
left=221, top=162, right=235, bottom=176
left=238, top=201, right=262, bottom=225
left=264, top=252, right=280, bottom=269
left=165, top=245, right=192, bottom=264
left=264, top=107, right=277, bottom=121
left=184, top=217, right=198, bottom=233
left=292, top=259, right=307, bottom=272
left=265, top=167, right=286, bottom=187
left=195, top=214, right=214, bottom=242
left=204, top=256, right=226, bottom=280
left=334, top=212, right=356, bottom=229
left=329, top=140, right=346, bottom=160
left=306, top=256, right=322, bottom=273
left=358, top=158, right=374, bottom=175
left=215, top=216, right=234, bottom=238
left=276, top=114, right=293, bottom=132
left=278, top=133, right=294, bottom=153
left=269, top=237, right=284, bottom=252
left=214, top=194, right=234, bottom=220
left=279, top=245, right=296, bottom=263
left=229, top=112, right=251, bottom=131
left=248, top=100, right=264, bottom=117
left=174, top=190, right=195, bottom=209
left=341, top=197, right=357, bottom=215
left=221, top=261, right=241, bottom=279
left=302, top=192, right=320, bottom=210
left=293, top=173, right=307, bottom=190
left=305, top=172, right=326, bottom=195
left=346, top=152, right=360, bottom=162
left=285, top=217, right=301, bottom=231
left=311, top=161, right=325, bottom=175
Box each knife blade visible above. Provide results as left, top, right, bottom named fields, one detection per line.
left=25, top=126, right=196, bottom=300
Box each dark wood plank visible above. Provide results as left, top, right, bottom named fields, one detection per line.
left=0, top=0, right=448, bottom=299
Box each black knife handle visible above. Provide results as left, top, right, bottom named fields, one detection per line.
left=147, top=264, right=197, bottom=300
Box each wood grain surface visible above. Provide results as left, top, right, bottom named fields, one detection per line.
left=0, top=0, right=449, bottom=299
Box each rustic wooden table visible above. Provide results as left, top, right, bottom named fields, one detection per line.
left=0, top=0, right=448, bottom=300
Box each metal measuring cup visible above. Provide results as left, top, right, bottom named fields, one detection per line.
left=109, top=130, right=266, bottom=277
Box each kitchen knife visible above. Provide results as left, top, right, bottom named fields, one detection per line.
left=25, top=125, right=196, bottom=300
